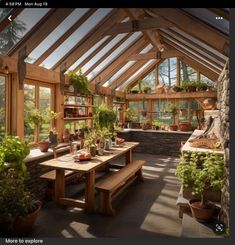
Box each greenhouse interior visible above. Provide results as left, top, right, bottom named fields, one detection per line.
left=0, top=8, right=230, bottom=238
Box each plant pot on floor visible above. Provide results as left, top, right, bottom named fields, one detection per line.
left=11, top=201, right=41, bottom=236
left=188, top=199, right=215, bottom=222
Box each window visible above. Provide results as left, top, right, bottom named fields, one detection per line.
left=24, top=82, right=54, bottom=143
left=180, top=61, right=197, bottom=82
left=200, top=73, right=214, bottom=86
left=128, top=101, right=147, bottom=122
left=0, top=75, right=7, bottom=137
left=153, top=100, right=172, bottom=125
left=158, top=57, right=177, bottom=86
left=141, top=70, right=156, bottom=93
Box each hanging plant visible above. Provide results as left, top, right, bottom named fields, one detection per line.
left=67, top=70, right=91, bottom=95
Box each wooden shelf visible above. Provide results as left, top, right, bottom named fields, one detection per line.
left=64, top=91, right=92, bottom=97
left=126, top=91, right=217, bottom=100
left=64, top=117, right=93, bottom=121
left=64, top=104, right=95, bottom=108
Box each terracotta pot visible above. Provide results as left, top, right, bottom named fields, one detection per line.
left=38, top=141, right=50, bottom=152
left=179, top=121, right=192, bottom=131
left=187, top=86, right=197, bottom=92
left=169, top=124, right=178, bottom=131
left=11, top=202, right=41, bottom=235
left=189, top=199, right=214, bottom=222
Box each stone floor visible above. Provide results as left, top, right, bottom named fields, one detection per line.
left=27, top=153, right=220, bottom=238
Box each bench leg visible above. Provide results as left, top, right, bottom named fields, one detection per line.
left=98, top=192, right=115, bottom=216
left=179, top=206, right=183, bottom=218
left=137, top=168, right=144, bottom=182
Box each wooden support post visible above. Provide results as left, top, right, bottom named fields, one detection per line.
left=60, top=63, right=66, bottom=94
left=17, top=47, right=26, bottom=90
left=55, top=169, right=65, bottom=204
left=85, top=170, right=95, bottom=212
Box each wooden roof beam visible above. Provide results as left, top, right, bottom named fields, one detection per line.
left=72, top=35, right=115, bottom=73
left=124, top=8, right=166, bottom=52
left=127, top=49, right=179, bottom=61
left=163, top=39, right=222, bottom=75
left=145, top=8, right=229, bottom=56
left=53, top=9, right=126, bottom=72
left=109, top=60, right=149, bottom=90
left=125, top=60, right=159, bottom=90
left=105, top=16, right=173, bottom=35
left=83, top=33, right=132, bottom=77
left=0, top=8, right=23, bottom=32
left=90, top=37, right=147, bottom=86
left=34, top=8, right=97, bottom=66
left=10, top=9, right=74, bottom=58
left=207, top=8, right=229, bottom=21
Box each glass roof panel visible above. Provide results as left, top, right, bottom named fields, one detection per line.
left=102, top=43, right=153, bottom=87
left=0, top=8, right=13, bottom=22
left=102, top=61, right=136, bottom=87
left=87, top=32, right=142, bottom=80
left=182, top=8, right=229, bottom=35
left=0, top=8, right=50, bottom=55
left=160, top=29, right=225, bottom=67
left=67, top=36, right=111, bottom=72
left=40, top=8, right=113, bottom=69
left=26, top=8, right=89, bottom=64
left=117, top=59, right=156, bottom=91
left=169, top=27, right=227, bottom=60
left=81, top=33, right=128, bottom=74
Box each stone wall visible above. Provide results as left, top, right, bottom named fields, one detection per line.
left=217, top=60, right=230, bottom=228
left=118, top=130, right=191, bottom=156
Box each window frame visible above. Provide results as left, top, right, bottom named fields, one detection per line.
left=24, top=79, right=55, bottom=144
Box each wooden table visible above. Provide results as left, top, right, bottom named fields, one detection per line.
left=40, top=142, right=139, bottom=212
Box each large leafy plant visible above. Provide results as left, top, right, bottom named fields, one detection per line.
left=175, top=151, right=224, bottom=207
left=67, top=70, right=91, bottom=95
left=0, top=135, right=30, bottom=173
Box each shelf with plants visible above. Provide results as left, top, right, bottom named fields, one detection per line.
left=64, top=117, right=93, bottom=121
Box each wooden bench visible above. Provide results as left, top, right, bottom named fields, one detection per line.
left=95, top=160, right=145, bottom=215
left=40, top=142, right=82, bottom=199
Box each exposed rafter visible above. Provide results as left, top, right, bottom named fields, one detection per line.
left=105, top=17, right=173, bottom=35
left=90, top=37, right=147, bottom=85
left=72, top=35, right=115, bottom=73
left=34, top=8, right=97, bottom=66
left=10, top=9, right=74, bottom=58
left=145, top=8, right=229, bottom=56
left=83, top=33, right=132, bottom=77
left=207, top=8, right=229, bottom=21
left=124, top=8, right=166, bottom=52
left=127, top=50, right=179, bottom=61
left=53, top=9, right=126, bottom=72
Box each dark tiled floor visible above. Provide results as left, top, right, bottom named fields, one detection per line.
left=31, top=153, right=183, bottom=238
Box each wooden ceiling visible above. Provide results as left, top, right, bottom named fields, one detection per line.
left=1, top=8, right=229, bottom=92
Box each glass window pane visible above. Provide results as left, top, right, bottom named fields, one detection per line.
left=82, top=33, right=128, bottom=74
left=0, top=75, right=6, bottom=138
left=179, top=100, right=189, bottom=123
left=39, top=87, right=51, bottom=141
left=118, top=60, right=155, bottom=91
left=0, top=8, right=13, bottom=22
left=26, top=8, right=89, bottom=63
left=87, top=32, right=142, bottom=80
left=153, top=100, right=172, bottom=125
left=0, top=8, right=50, bottom=54
left=180, top=61, right=197, bottom=82
left=24, top=84, right=36, bottom=142
left=200, top=73, right=215, bottom=86
left=128, top=102, right=139, bottom=122
left=40, top=8, right=113, bottom=69
left=68, top=36, right=111, bottom=71
left=158, top=57, right=177, bottom=86
left=141, top=70, right=156, bottom=93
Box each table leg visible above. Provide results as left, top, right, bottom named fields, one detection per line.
left=125, top=149, right=132, bottom=164
left=55, top=169, right=65, bottom=204
left=85, top=170, right=95, bottom=212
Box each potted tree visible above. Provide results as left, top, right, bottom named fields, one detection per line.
left=175, top=151, right=224, bottom=222
left=0, top=136, right=41, bottom=235
left=168, top=102, right=178, bottom=131
left=124, top=108, right=135, bottom=128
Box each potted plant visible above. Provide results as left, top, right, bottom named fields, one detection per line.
left=67, top=70, right=91, bottom=95
left=124, top=108, right=135, bottom=128
left=0, top=135, right=41, bottom=235
left=38, top=139, right=50, bottom=152
left=143, top=85, right=151, bottom=94
left=167, top=102, right=178, bottom=131
left=140, top=119, right=151, bottom=130
left=84, top=130, right=97, bottom=156
left=175, top=151, right=224, bottom=222
left=94, top=103, right=117, bottom=131
left=196, top=80, right=208, bottom=91
left=152, top=121, right=161, bottom=130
